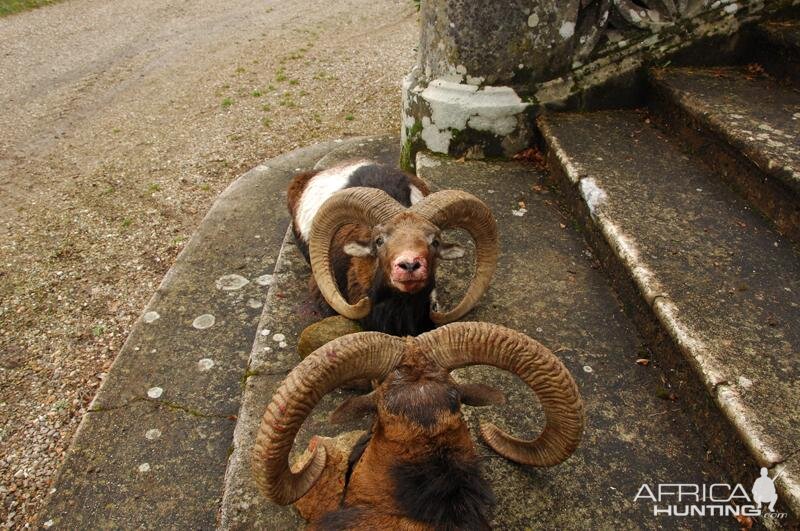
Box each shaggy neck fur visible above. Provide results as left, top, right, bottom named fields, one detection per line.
left=359, top=267, right=435, bottom=336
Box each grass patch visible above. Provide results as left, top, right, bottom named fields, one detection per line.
left=0, top=0, right=62, bottom=17
left=345, top=114, right=355, bottom=121
left=221, top=97, right=234, bottom=108
left=251, top=90, right=262, bottom=97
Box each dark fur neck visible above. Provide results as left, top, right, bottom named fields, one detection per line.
left=359, top=269, right=435, bottom=336
left=389, top=448, right=494, bottom=530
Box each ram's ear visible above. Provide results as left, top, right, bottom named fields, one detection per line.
left=330, top=392, right=377, bottom=423
left=438, top=241, right=465, bottom=260
left=458, top=383, right=506, bottom=407
left=343, top=241, right=374, bottom=257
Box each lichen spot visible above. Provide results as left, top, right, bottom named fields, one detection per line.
left=193, top=313, right=215, bottom=330
left=138, top=463, right=151, bottom=473
left=43, top=520, right=54, bottom=528
left=198, top=358, right=215, bottom=371
left=583, top=365, right=594, bottom=373
left=559, top=21, right=575, bottom=39
left=247, top=299, right=263, bottom=309
left=272, top=333, right=286, bottom=342
left=256, top=274, right=274, bottom=287
left=738, top=376, right=753, bottom=390
left=216, top=274, right=250, bottom=291
left=145, top=428, right=162, bottom=440
left=527, top=13, right=539, bottom=27
left=143, top=311, right=160, bottom=324
left=147, top=386, right=163, bottom=399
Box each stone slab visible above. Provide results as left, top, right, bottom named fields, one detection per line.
left=540, top=109, right=800, bottom=520
left=37, top=138, right=366, bottom=529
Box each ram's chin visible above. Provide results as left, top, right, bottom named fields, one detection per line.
left=392, top=278, right=428, bottom=294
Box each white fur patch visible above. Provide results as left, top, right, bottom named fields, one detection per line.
left=409, top=184, right=424, bottom=205
left=295, top=161, right=371, bottom=241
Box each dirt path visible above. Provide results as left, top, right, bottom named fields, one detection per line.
left=0, top=1, right=417, bottom=526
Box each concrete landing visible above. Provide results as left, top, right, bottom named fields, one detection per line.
left=540, top=109, right=800, bottom=521
left=36, top=138, right=369, bottom=529
left=649, top=65, right=800, bottom=242
left=222, top=137, right=735, bottom=529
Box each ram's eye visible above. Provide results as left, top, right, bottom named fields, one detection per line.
left=375, top=237, right=384, bottom=247
left=432, top=239, right=440, bottom=248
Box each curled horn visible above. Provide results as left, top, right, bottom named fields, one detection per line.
left=308, top=188, right=405, bottom=319
left=417, top=322, right=584, bottom=466
left=409, top=191, right=498, bottom=324
left=252, top=332, right=407, bottom=505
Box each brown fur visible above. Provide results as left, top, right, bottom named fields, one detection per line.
left=297, top=347, right=495, bottom=529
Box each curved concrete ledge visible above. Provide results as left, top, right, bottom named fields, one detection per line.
left=37, top=137, right=369, bottom=530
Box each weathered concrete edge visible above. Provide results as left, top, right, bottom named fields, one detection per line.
left=539, top=116, right=800, bottom=519
left=37, top=138, right=361, bottom=527
left=218, top=228, right=295, bottom=530
left=218, top=137, right=376, bottom=528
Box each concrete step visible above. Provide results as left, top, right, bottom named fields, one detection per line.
left=36, top=137, right=370, bottom=529
left=648, top=65, right=800, bottom=243
left=754, top=19, right=800, bottom=84
left=540, top=109, right=800, bottom=521
left=222, top=139, right=736, bottom=528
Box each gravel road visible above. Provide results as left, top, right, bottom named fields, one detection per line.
left=0, top=1, right=417, bottom=526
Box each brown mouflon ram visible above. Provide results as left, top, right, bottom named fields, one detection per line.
left=252, top=322, right=584, bottom=530
left=287, top=161, right=498, bottom=336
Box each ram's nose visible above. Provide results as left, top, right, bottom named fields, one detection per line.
left=397, top=259, right=422, bottom=272
left=391, top=254, right=429, bottom=292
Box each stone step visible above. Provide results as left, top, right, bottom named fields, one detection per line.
left=648, top=65, right=800, bottom=243
left=36, top=138, right=369, bottom=529
left=754, top=18, right=800, bottom=84
left=540, top=109, right=800, bottom=522
left=222, top=138, right=736, bottom=528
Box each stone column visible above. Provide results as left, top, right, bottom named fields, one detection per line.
left=401, top=0, right=795, bottom=169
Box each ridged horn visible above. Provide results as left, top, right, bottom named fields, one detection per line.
left=416, top=322, right=584, bottom=466
left=252, top=332, right=407, bottom=505
left=308, top=187, right=404, bottom=319
left=409, top=190, right=498, bottom=324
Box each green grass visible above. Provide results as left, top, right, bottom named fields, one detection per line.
left=221, top=97, right=234, bottom=108
left=0, top=0, right=62, bottom=17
